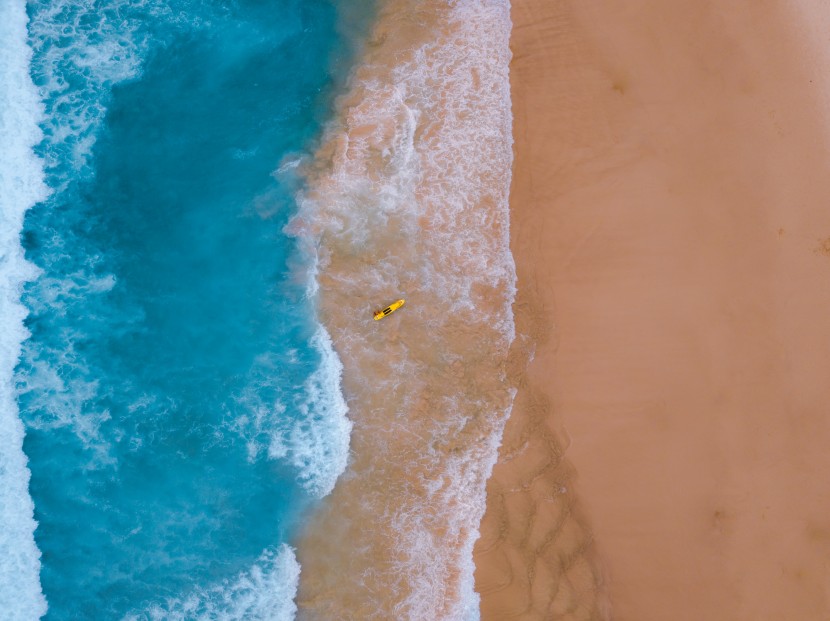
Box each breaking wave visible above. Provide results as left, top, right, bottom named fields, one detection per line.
left=126, top=545, right=301, bottom=621
left=0, top=1, right=49, bottom=618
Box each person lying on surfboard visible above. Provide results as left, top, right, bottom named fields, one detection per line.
left=373, top=299, right=405, bottom=320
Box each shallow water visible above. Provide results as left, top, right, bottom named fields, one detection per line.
left=5, top=1, right=367, bottom=618
left=292, top=1, right=516, bottom=618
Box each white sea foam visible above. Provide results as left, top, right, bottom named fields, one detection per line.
left=11, top=0, right=159, bottom=460
left=301, top=0, right=516, bottom=315
left=0, top=1, right=50, bottom=618
left=244, top=152, right=352, bottom=500
left=388, top=389, right=516, bottom=621
left=15, top=345, right=114, bottom=460
left=297, top=0, right=517, bottom=617
left=226, top=323, right=351, bottom=498
left=14, top=269, right=118, bottom=460
left=26, top=0, right=163, bottom=179
left=267, top=326, right=352, bottom=498
left=125, top=545, right=301, bottom=621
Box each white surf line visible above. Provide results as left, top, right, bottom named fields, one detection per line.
left=266, top=325, right=351, bottom=499
left=127, top=544, right=301, bottom=621
left=0, top=1, right=50, bottom=618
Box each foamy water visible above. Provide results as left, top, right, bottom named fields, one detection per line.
left=125, top=545, right=301, bottom=621
left=262, top=326, right=352, bottom=499
left=0, top=2, right=48, bottom=618
left=12, top=1, right=363, bottom=617
left=292, top=1, right=516, bottom=618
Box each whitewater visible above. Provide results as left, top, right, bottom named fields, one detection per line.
left=4, top=0, right=367, bottom=619
left=293, top=0, right=516, bottom=618
left=0, top=1, right=48, bottom=618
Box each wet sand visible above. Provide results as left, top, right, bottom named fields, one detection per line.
left=475, top=1, right=830, bottom=619
left=293, top=1, right=516, bottom=618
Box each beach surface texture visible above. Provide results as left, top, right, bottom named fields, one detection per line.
left=475, top=0, right=830, bottom=619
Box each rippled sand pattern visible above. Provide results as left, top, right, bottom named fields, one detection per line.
left=291, top=1, right=516, bottom=619
left=474, top=285, right=607, bottom=620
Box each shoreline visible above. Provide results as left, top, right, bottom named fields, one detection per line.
left=293, top=2, right=517, bottom=617
left=476, top=0, right=830, bottom=618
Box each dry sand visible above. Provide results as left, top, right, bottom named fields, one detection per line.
left=475, top=1, right=830, bottom=619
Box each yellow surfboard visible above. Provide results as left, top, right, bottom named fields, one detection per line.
left=373, top=299, right=405, bottom=321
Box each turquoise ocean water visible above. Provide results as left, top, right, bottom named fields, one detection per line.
left=1, top=1, right=369, bottom=618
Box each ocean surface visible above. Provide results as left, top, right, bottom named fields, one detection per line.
left=2, top=0, right=369, bottom=619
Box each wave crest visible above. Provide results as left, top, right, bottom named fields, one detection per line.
left=0, top=1, right=50, bottom=618
left=126, top=545, right=301, bottom=621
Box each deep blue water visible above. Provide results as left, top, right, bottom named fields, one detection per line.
left=14, top=1, right=366, bottom=618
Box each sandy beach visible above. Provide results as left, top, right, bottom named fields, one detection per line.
left=475, top=1, right=830, bottom=619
